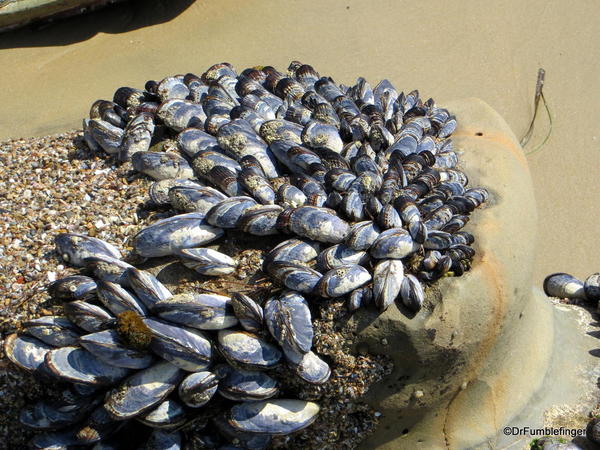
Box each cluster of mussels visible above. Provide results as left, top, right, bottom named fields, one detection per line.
left=5, top=62, right=489, bottom=449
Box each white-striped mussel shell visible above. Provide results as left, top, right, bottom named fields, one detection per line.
left=585, top=273, right=600, bottom=301
left=265, top=261, right=322, bottom=294
left=284, top=349, right=331, bottom=385
left=373, top=259, right=405, bottom=312
left=168, top=185, right=227, bottom=214
left=178, top=371, right=219, bottom=408
left=156, top=99, right=206, bottom=132
left=177, top=128, right=220, bottom=158
left=345, top=220, right=381, bottom=251
left=55, top=233, right=122, bottom=268
left=215, top=364, right=279, bottom=402
left=4, top=334, right=54, bottom=373
left=131, top=151, right=194, bottom=181
left=238, top=204, right=283, bottom=236
left=45, top=346, right=130, bottom=386
left=176, top=247, right=237, bottom=276
left=148, top=178, right=205, bottom=206
left=96, top=280, right=148, bottom=316
left=137, top=399, right=187, bottom=429
left=230, top=293, right=264, bottom=333
left=314, top=265, right=372, bottom=298
left=63, top=301, right=114, bottom=333
left=205, top=196, right=258, bottom=229
left=543, top=273, right=585, bottom=299
left=399, top=274, right=425, bottom=312
left=265, top=291, right=313, bottom=355
left=104, top=361, right=183, bottom=420
left=316, top=243, right=370, bottom=271
left=20, top=396, right=101, bottom=430
left=23, top=316, right=81, bottom=347
left=47, top=275, right=97, bottom=301
left=132, top=212, right=224, bottom=258
left=84, top=254, right=134, bottom=287
left=152, top=293, right=238, bottom=330
left=227, top=399, right=320, bottom=435
left=370, top=227, right=420, bottom=259
left=264, top=238, right=321, bottom=265
left=279, top=206, right=350, bottom=244
left=217, top=330, right=282, bottom=370
left=143, top=318, right=212, bottom=372
left=80, top=330, right=154, bottom=369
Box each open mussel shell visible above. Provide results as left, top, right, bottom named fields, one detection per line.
left=543, top=272, right=585, bottom=299
left=45, top=346, right=131, bottom=385
left=23, top=316, right=81, bottom=347
left=227, top=399, right=320, bottom=435
left=178, top=371, right=219, bottom=408
left=216, top=364, right=279, bottom=402
left=137, top=399, right=187, bottom=429
left=584, top=273, right=600, bottom=301
left=217, top=330, right=282, bottom=370
left=4, top=334, right=54, bottom=373
left=144, top=318, right=212, bottom=371
left=153, top=293, right=238, bottom=330
left=80, top=329, right=155, bottom=369
left=104, top=361, right=183, bottom=420
left=20, top=397, right=101, bottom=430
left=55, top=233, right=122, bottom=268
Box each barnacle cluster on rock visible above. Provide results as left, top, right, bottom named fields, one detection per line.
left=5, top=62, right=489, bottom=449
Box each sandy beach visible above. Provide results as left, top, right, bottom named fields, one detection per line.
left=1, top=0, right=598, bottom=286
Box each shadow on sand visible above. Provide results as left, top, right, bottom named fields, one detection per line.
left=0, top=0, right=195, bottom=49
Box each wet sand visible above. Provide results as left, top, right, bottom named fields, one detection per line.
left=0, top=0, right=599, bottom=285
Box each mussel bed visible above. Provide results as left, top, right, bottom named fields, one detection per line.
left=3, top=61, right=489, bottom=449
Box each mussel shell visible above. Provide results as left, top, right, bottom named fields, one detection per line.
left=266, top=261, right=322, bottom=294
left=144, top=430, right=183, bottom=450
left=80, top=329, right=154, bottom=369
left=345, top=220, right=381, bottom=251
left=264, top=291, right=313, bottom=354
left=216, top=365, right=278, bottom=401
left=314, top=265, right=372, bottom=298
left=584, top=273, right=600, bottom=301
left=96, top=280, right=148, bottom=316
left=20, top=397, right=101, bottom=430
left=178, top=371, right=219, bottom=408
left=316, top=243, right=369, bottom=271
left=55, top=233, right=122, bottom=268
left=228, top=399, right=320, bottom=435
left=45, top=346, right=130, bottom=385
left=132, top=213, right=224, bottom=257
left=47, top=275, right=97, bottom=301
left=23, top=316, right=81, bottom=347
left=144, top=318, right=212, bottom=372
left=399, top=274, right=425, bottom=312
left=372, top=260, right=404, bottom=312
left=370, top=227, right=420, bottom=259
left=104, top=361, right=183, bottom=420
left=206, top=196, right=258, bottom=229
left=84, top=254, right=134, bottom=286
left=153, top=293, right=238, bottom=330
left=217, top=330, right=282, bottom=370
left=543, top=273, right=585, bottom=299
left=137, top=399, right=187, bottom=429
left=4, top=333, right=54, bottom=372
left=131, top=151, right=194, bottom=181
left=176, top=247, right=237, bottom=276
left=63, top=301, right=114, bottom=333
left=285, top=206, right=350, bottom=244
left=168, top=185, right=228, bottom=214
left=238, top=204, right=283, bottom=236
left=265, top=238, right=320, bottom=265
left=149, top=178, right=205, bottom=206
left=231, top=293, right=264, bottom=333
left=284, top=349, right=331, bottom=385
